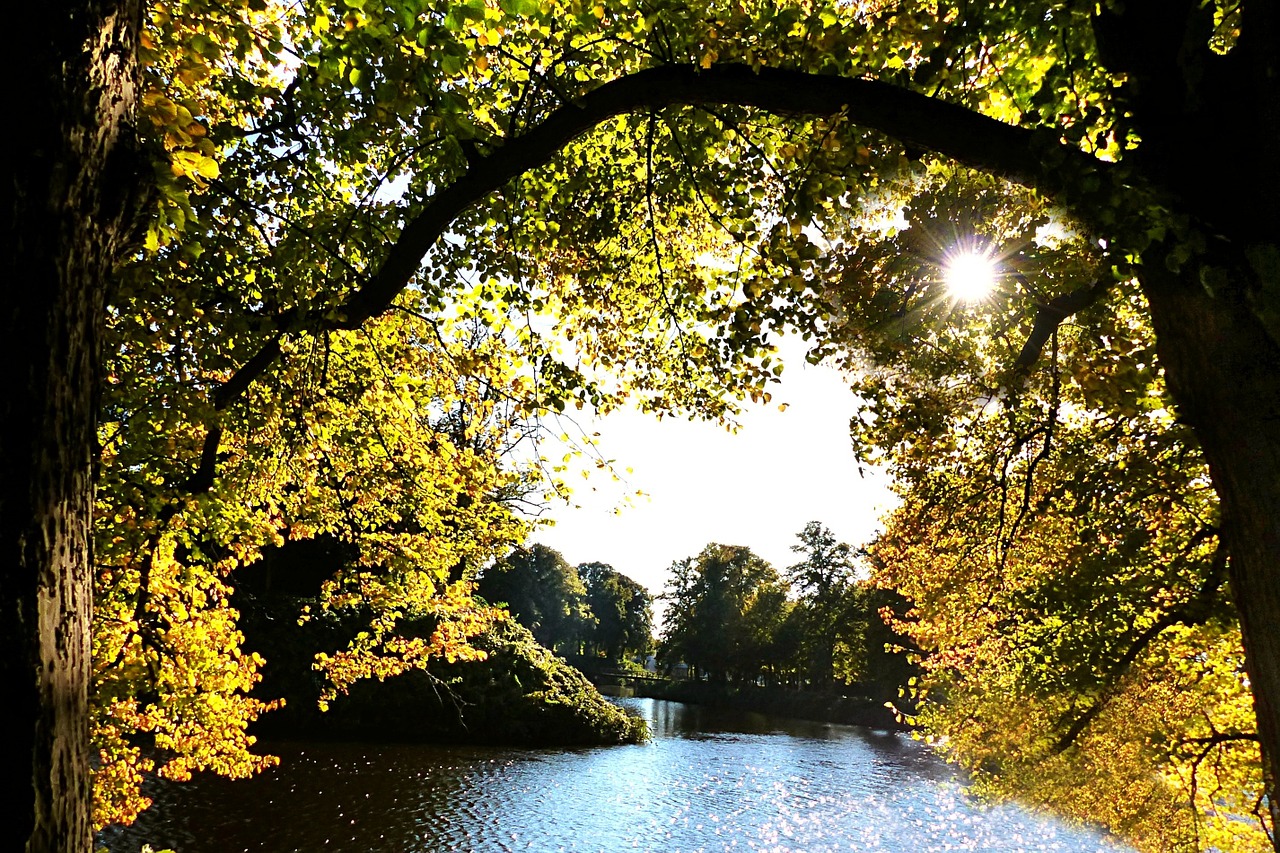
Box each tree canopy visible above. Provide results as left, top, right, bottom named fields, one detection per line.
left=838, top=166, right=1263, bottom=850
left=476, top=544, right=594, bottom=652
left=787, top=521, right=857, bottom=686
left=660, top=543, right=788, bottom=682
left=578, top=561, right=654, bottom=661
left=12, top=0, right=1280, bottom=850
left=658, top=530, right=909, bottom=693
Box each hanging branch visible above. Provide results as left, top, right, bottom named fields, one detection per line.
left=1013, top=277, right=1109, bottom=373
left=1052, top=532, right=1228, bottom=754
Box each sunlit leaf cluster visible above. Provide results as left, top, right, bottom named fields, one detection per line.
left=832, top=168, right=1267, bottom=850
left=94, top=289, right=538, bottom=825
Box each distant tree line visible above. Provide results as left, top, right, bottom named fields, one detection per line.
left=476, top=545, right=654, bottom=662
left=478, top=523, right=914, bottom=702
left=659, top=522, right=915, bottom=698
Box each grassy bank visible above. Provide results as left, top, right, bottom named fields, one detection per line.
left=239, top=593, right=647, bottom=747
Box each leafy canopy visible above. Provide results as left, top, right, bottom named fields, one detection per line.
left=98, top=0, right=1263, bottom=847
left=838, top=167, right=1264, bottom=850
left=578, top=561, right=655, bottom=661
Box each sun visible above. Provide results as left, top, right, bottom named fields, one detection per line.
left=943, top=250, right=999, bottom=303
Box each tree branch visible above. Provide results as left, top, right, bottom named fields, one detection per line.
left=1053, top=532, right=1228, bottom=753
left=1014, top=278, right=1109, bottom=372
left=214, top=334, right=284, bottom=410
left=178, top=425, right=222, bottom=493
left=343, top=64, right=1092, bottom=328
left=198, top=63, right=1107, bottom=489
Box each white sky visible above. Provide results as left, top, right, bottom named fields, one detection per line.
left=529, top=335, right=898, bottom=604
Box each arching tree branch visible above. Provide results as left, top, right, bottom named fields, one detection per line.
left=195, top=63, right=1111, bottom=488
left=341, top=64, right=1097, bottom=333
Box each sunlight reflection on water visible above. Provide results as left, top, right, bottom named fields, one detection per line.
left=101, top=698, right=1131, bottom=853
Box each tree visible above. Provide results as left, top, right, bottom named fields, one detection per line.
left=845, top=584, right=916, bottom=702
left=781, top=522, right=914, bottom=695
left=577, top=562, right=654, bottom=662
left=659, top=544, right=786, bottom=683
left=91, top=303, right=535, bottom=825
left=29, top=0, right=542, bottom=836
left=788, top=522, right=854, bottom=601
left=19, top=0, right=1280, bottom=849
left=786, top=522, right=856, bottom=685
left=842, top=167, right=1262, bottom=847
left=477, top=545, right=593, bottom=654
left=7, top=2, right=145, bottom=849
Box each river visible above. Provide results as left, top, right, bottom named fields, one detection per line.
left=100, top=698, right=1130, bottom=852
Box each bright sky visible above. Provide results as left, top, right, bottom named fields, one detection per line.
left=530, top=335, right=898, bottom=603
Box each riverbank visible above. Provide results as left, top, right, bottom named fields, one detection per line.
left=598, top=676, right=912, bottom=731
left=238, top=593, right=646, bottom=747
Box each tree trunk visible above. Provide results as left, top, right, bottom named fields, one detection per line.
left=3, top=1, right=140, bottom=850
left=1142, top=247, right=1280, bottom=841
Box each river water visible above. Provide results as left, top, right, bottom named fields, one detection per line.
left=101, top=698, right=1129, bottom=852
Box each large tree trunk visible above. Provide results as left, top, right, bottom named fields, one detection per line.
left=1142, top=248, right=1280, bottom=839
left=1092, top=0, right=1280, bottom=837
left=3, top=1, right=140, bottom=850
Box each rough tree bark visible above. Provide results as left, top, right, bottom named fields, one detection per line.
left=1143, top=252, right=1280, bottom=837
left=3, top=1, right=140, bottom=850
left=1095, top=0, right=1280, bottom=837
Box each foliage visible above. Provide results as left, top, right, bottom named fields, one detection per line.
left=449, top=613, right=647, bottom=745
left=476, top=544, right=594, bottom=653
left=83, top=0, right=1278, bottom=844
left=94, top=292, right=537, bottom=824
left=786, top=521, right=856, bottom=685
left=236, top=583, right=645, bottom=745
left=658, top=531, right=912, bottom=696
left=834, top=168, right=1267, bottom=850
left=788, top=522, right=854, bottom=599
left=659, top=543, right=789, bottom=683
left=578, top=562, right=655, bottom=661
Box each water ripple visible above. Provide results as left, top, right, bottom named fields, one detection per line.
left=101, top=699, right=1130, bottom=853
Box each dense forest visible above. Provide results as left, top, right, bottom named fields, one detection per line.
left=11, top=0, right=1280, bottom=851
